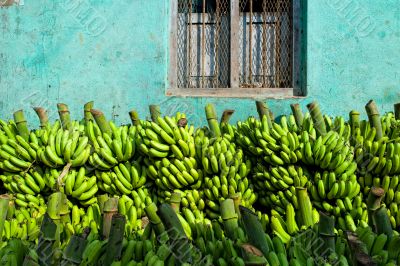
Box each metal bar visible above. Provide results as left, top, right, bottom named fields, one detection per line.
left=187, top=0, right=192, bottom=88
left=261, top=0, right=268, bottom=87
left=275, top=0, right=282, bottom=87
left=292, top=0, right=306, bottom=95
left=213, top=0, right=220, bottom=88
left=169, top=0, right=178, bottom=89
left=230, top=0, right=240, bottom=88
left=202, top=0, right=206, bottom=88
left=248, top=0, right=253, bottom=86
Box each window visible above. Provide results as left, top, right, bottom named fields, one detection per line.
left=168, top=0, right=305, bottom=98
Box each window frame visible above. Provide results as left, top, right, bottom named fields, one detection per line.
left=167, top=0, right=306, bottom=99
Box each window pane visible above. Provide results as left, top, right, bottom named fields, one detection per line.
left=177, top=0, right=230, bottom=88
left=239, top=0, right=292, bottom=88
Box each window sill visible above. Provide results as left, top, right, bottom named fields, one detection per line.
left=166, top=88, right=305, bottom=99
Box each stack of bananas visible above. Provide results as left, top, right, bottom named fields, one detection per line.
left=96, top=159, right=148, bottom=195
left=1, top=198, right=46, bottom=242
left=158, top=189, right=206, bottom=211
left=300, top=130, right=356, bottom=172
left=62, top=167, right=99, bottom=206
left=0, top=134, right=37, bottom=173
left=0, top=167, right=46, bottom=197
left=87, top=121, right=136, bottom=169
left=307, top=170, right=364, bottom=219
left=236, top=116, right=302, bottom=166
left=197, top=132, right=256, bottom=218
left=137, top=115, right=203, bottom=207
left=353, top=113, right=400, bottom=228
left=356, top=226, right=400, bottom=265
left=254, top=164, right=309, bottom=213
left=69, top=203, right=102, bottom=236
left=118, top=188, right=153, bottom=232
left=34, top=121, right=91, bottom=168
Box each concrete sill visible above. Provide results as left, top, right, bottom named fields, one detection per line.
left=166, top=88, right=305, bottom=100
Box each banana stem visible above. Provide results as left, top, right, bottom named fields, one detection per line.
left=394, top=103, right=400, bottom=120
left=102, top=197, right=118, bottom=239
left=256, top=101, right=272, bottom=128
left=220, top=109, right=235, bottom=124
left=84, top=101, right=94, bottom=123
left=318, top=212, right=335, bottom=257
left=0, top=194, right=10, bottom=244
left=366, top=187, right=384, bottom=228
left=100, top=214, right=126, bottom=266
left=230, top=193, right=241, bottom=219
left=290, top=103, right=304, bottom=127
left=296, top=187, right=314, bottom=228
left=6, top=199, right=15, bottom=220
left=221, top=199, right=238, bottom=239
left=149, top=105, right=161, bottom=122
left=365, top=100, right=383, bottom=140
left=346, top=231, right=375, bottom=266
left=33, top=107, right=49, bottom=129
left=372, top=205, right=393, bottom=240
left=240, top=205, right=270, bottom=257
left=349, top=110, right=360, bottom=133
left=57, top=103, right=72, bottom=130
left=307, top=101, right=327, bottom=136
left=145, top=203, right=166, bottom=236
left=205, top=103, right=221, bottom=137
left=169, top=192, right=181, bottom=213
left=13, top=110, right=30, bottom=141
left=129, top=110, right=140, bottom=125
left=91, top=109, right=112, bottom=136
left=97, top=194, right=109, bottom=214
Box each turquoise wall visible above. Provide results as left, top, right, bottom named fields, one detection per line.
left=0, top=0, right=399, bottom=127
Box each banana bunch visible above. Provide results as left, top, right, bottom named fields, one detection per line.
left=70, top=203, right=102, bottom=235
left=196, top=135, right=256, bottom=218
left=359, top=174, right=400, bottom=228
left=63, top=167, right=98, bottom=206
left=356, top=226, right=400, bottom=265
left=10, top=193, right=47, bottom=212
left=158, top=189, right=206, bottom=211
left=118, top=191, right=153, bottom=232
left=137, top=115, right=195, bottom=159
left=112, top=239, right=175, bottom=266
left=308, top=170, right=362, bottom=207
left=88, top=121, right=136, bottom=169
left=270, top=203, right=320, bottom=243
left=0, top=169, right=46, bottom=197
left=220, top=121, right=237, bottom=141
left=36, top=126, right=91, bottom=168
left=300, top=130, right=356, bottom=172
left=354, top=137, right=400, bottom=176
left=146, top=156, right=202, bottom=190
left=236, top=116, right=302, bottom=166
left=2, top=211, right=42, bottom=242
left=80, top=238, right=108, bottom=265
left=254, top=164, right=309, bottom=212
left=0, top=134, right=38, bottom=172
left=96, top=160, right=148, bottom=195
left=323, top=115, right=352, bottom=141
